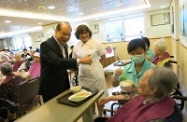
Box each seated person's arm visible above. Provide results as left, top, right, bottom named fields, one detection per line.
left=17, top=62, right=26, bottom=71
left=98, top=94, right=130, bottom=105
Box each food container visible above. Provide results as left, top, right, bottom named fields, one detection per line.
left=120, top=80, right=133, bottom=92
left=70, top=86, right=81, bottom=93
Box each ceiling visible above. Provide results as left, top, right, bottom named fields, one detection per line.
left=0, top=0, right=171, bottom=39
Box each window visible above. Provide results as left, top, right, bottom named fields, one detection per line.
left=124, top=16, right=144, bottom=41
left=104, top=14, right=144, bottom=42
left=13, top=35, right=32, bottom=50
left=104, top=19, right=124, bottom=42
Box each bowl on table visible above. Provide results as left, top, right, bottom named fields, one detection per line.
left=70, top=86, right=81, bottom=93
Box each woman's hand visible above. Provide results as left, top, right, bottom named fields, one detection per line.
left=114, top=68, right=123, bottom=76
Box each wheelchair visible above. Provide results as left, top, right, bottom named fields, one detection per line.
left=103, top=58, right=184, bottom=116
left=0, top=77, right=41, bottom=121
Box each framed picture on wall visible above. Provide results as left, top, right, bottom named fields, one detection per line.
left=89, top=24, right=99, bottom=34
left=33, top=32, right=44, bottom=42
left=151, top=12, right=170, bottom=26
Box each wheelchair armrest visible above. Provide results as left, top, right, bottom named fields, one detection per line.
left=172, top=95, right=187, bottom=100
left=0, top=98, right=18, bottom=112
left=0, top=98, right=16, bottom=107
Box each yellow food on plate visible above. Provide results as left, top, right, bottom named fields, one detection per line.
left=68, top=91, right=92, bottom=102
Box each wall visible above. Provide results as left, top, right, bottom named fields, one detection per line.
left=169, top=0, right=187, bottom=120
left=102, top=37, right=173, bottom=62
left=41, top=9, right=171, bottom=46
left=0, top=40, right=4, bottom=51
left=144, top=9, right=171, bottom=38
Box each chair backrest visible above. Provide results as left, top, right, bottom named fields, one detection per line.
left=18, top=77, right=40, bottom=105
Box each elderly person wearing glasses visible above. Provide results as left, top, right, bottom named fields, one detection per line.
left=96, top=67, right=183, bottom=122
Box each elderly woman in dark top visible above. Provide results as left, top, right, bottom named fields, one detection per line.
left=96, top=67, right=183, bottom=122
left=0, top=62, right=25, bottom=103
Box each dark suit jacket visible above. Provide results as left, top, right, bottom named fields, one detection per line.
left=39, top=36, right=77, bottom=97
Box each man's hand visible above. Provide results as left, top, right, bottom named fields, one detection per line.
left=79, top=55, right=92, bottom=64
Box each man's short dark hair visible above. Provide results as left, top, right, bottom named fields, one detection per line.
left=56, top=21, right=72, bottom=31
left=23, top=48, right=27, bottom=51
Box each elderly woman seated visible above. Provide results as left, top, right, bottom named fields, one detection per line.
left=152, top=39, right=171, bottom=67
left=12, top=53, right=26, bottom=72
left=0, top=62, right=25, bottom=100
left=0, top=55, right=8, bottom=66
left=96, top=67, right=183, bottom=122
left=28, top=52, right=41, bottom=78
left=0, top=62, right=25, bottom=120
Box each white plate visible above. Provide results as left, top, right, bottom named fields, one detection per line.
left=68, top=91, right=92, bottom=102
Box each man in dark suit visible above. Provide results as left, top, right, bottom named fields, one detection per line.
left=39, top=22, right=92, bottom=102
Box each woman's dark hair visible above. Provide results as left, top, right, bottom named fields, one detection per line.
left=23, top=48, right=27, bottom=51
left=141, top=37, right=150, bottom=48
left=75, top=24, right=92, bottom=39
left=70, top=45, right=74, bottom=49
left=127, top=38, right=146, bottom=53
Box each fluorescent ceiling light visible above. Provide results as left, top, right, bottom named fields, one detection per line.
left=0, top=26, right=42, bottom=39
left=48, top=6, right=55, bottom=9
left=0, top=9, right=70, bottom=21
left=78, top=12, right=84, bottom=15
left=37, top=22, right=42, bottom=25
left=160, top=5, right=166, bottom=8
left=73, top=4, right=150, bottom=22
left=4, top=20, right=11, bottom=23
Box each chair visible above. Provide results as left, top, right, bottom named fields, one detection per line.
left=0, top=77, right=41, bottom=120
left=171, top=88, right=187, bottom=111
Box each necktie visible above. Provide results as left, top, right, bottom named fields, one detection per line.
left=60, top=45, right=66, bottom=59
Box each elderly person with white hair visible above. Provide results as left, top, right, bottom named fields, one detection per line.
left=96, top=67, right=183, bottom=122
left=0, top=55, right=8, bottom=66
left=28, top=52, right=41, bottom=78
left=0, top=62, right=25, bottom=98
left=152, top=39, right=170, bottom=67
left=0, top=62, right=25, bottom=121
left=12, top=53, right=26, bottom=72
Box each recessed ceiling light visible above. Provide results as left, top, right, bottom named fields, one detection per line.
left=4, top=20, right=11, bottom=23
left=38, top=6, right=45, bottom=9
left=48, top=6, right=55, bottom=9
left=79, top=12, right=84, bottom=15
left=116, top=4, right=122, bottom=7
left=160, top=5, right=166, bottom=8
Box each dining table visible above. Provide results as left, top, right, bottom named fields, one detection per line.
left=104, top=60, right=131, bottom=73
left=15, top=89, right=104, bottom=122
